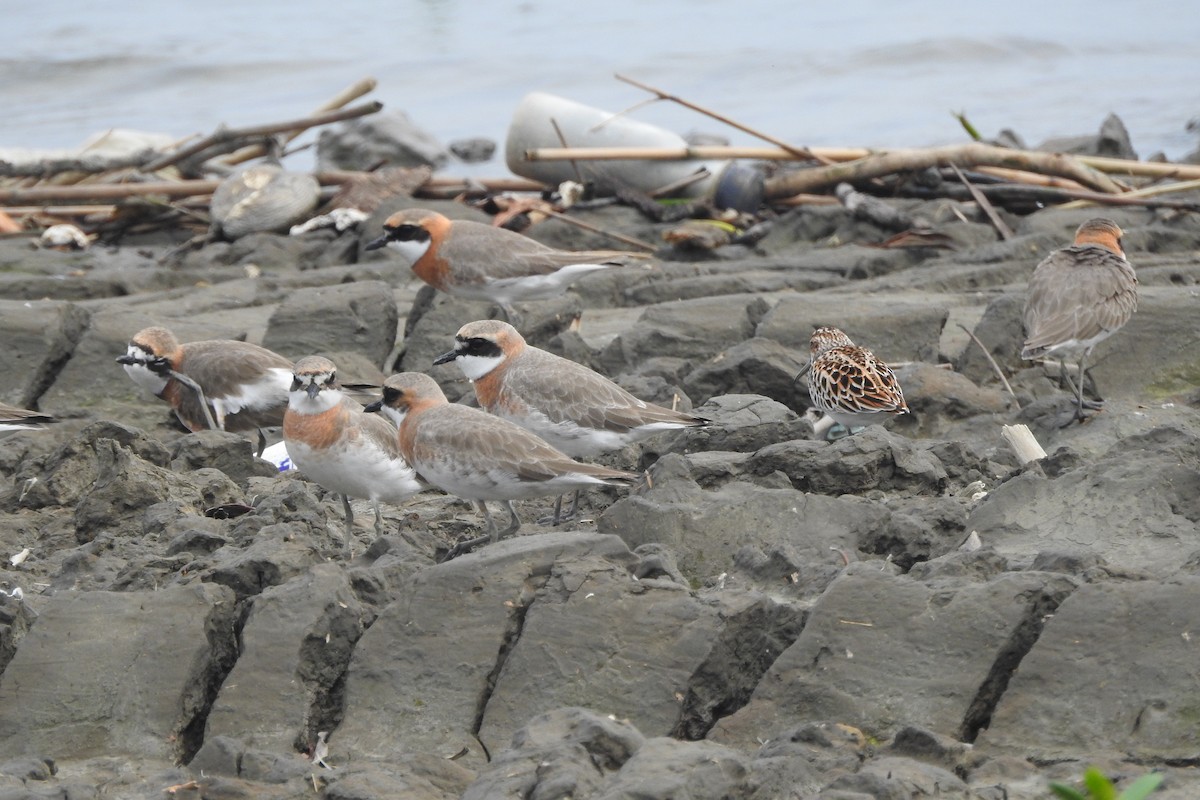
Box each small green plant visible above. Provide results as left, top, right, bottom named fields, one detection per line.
left=1048, top=766, right=1163, bottom=800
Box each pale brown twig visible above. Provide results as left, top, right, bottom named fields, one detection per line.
left=949, top=163, right=1014, bottom=240
left=614, top=73, right=831, bottom=165
left=957, top=322, right=1020, bottom=409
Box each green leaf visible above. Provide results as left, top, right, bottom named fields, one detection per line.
left=1083, top=767, right=1118, bottom=800
left=1118, top=772, right=1164, bottom=800
left=1048, top=782, right=1088, bottom=800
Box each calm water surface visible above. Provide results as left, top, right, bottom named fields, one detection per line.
left=2, top=1, right=1198, bottom=173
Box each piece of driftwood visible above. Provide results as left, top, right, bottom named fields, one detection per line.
left=141, top=101, right=383, bottom=173
left=521, top=144, right=1200, bottom=181
left=219, top=77, right=379, bottom=167
left=1002, top=424, right=1046, bottom=465
left=0, top=180, right=222, bottom=205
left=762, top=142, right=1125, bottom=196
left=0, top=150, right=162, bottom=180
left=949, top=164, right=1014, bottom=239
left=834, top=183, right=912, bottom=230
left=614, top=73, right=830, bottom=165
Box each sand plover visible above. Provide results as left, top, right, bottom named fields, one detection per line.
left=283, top=356, right=426, bottom=554
left=434, top=319, right=706, bottom=520
left=117, top=326, right=293, bottom=452
left=1022, top=218, right=1137, bottom=423
left=796, top=326, right=909, bottom=437
left=0, top=402, right=56, bottom=433
left=364, top=371, right=639, bottom=557
left=363, top=208, right=651, bottom=314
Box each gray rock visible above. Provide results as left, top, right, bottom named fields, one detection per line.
left=448, top=137, right=496, bottom=163
left=599, top=294, right=770, bottom=375
left=330, top=532, right=636, bottom=770
left=747, top=426, right=949, bottom=496
left=968, top=425, right=1200, bottom=572
left=0, top=592, right=36, bottom=676
left=756, top=292, right=950, bottom=363
left=321, top=756, right=474, bottom=800
left=955, top=293, right=1026, bottom=387
left=682, top=337, right=807, bottom=410
left=203, top=564, right=365, bottom=754
left=318, top=111, right=449, bottom=172
left=169, top=429, right=279, bottom=486
left=1036, top=112, right=1138, bottom=160
left=0, top=299, right=88, bottom=409
left=601, top=453, right=892, bottom=591
left=0, top=584, right=237, bottom=763
left=263, top=280, right=398, bottom=366
left=652, top=394, right=810, bottom=459
left=590, top=736, right=750, bottom=800
left=979, top=577, right=1200, bottom=760
left=210, top=165, right=320, bottom=240
left=710, top=570, right=1077, bottom=748
left=463, top=707, right=645, bottom=800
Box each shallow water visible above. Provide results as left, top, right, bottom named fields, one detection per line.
left=3, top=0, right=1198, bottom=173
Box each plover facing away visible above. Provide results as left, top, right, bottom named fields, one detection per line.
left=1021, top=218, right=1137, bottom=424
left=796, top=326, right=909, bottom=438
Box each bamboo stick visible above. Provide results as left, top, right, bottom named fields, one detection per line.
left=1056, top=176, right=1200, bottom=210
left=613, top=73, right=831, bottom=165
left=0, top=180, right=222, bottom=205
left=521, top=144, right=1200, bottom=180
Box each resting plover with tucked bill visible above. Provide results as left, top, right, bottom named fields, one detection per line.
left=795, top=325, right=909, bottom=439
left=116, top=325, right=293, bottom=454
left=363, top=207, right=652, bottom=319
left=434, top=319, right=707, bottom=523
left=365, top=371, right=640, bottom=560
left=1021, top=217, right=1137, bottom=425
left=283, top=356, right=427, bottom=556
left=0, top=402, right=57, bottom=434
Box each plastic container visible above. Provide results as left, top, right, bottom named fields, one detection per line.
left=505, top=91, right=761, bottom=210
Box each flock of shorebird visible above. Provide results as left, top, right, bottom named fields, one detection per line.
left=3, top=210, right=1137, bottom=558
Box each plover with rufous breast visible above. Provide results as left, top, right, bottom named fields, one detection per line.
left=434, top=319, right=706, bottom=522
left=365, top=371, right=639, bottom=559
left=1021, top=217, right=1137, bottom=424
left=363, top=208, right=651, bottom=318
left=283, top=356, right=427, bottom=555
left=116, top=326, right=293, bottom=454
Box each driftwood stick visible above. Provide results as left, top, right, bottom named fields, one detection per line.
left=0, top=150, right=161, bottom=180
left=538, top=208, right=659, bottom=252
left=1056, top=176, right=1200, bottom=210
left=956, top=323, right=1019, bottom=408
left=949, top=164, right=1014, bottom=240
left=1002, top=424, right=1046, bottom=465
left=762, top=142, right=1125, bottom=196
left=142, top=101, right=383, bottom=172
left=0, top=180, right=222, bottom=205
left=972, top=166, right=1087, bottom=190
left=219, top=77, right=379, bottom=166
left=523, top=144, right=1200, bottom=181
left=614, top=73, right=830, bottom=164
left=904, top=182, right=1200, bottom=212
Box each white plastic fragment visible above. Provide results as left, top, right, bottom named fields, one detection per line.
left=289, top=207, right=368, bottom=236
left=9, top=547, right=31, bottom=567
